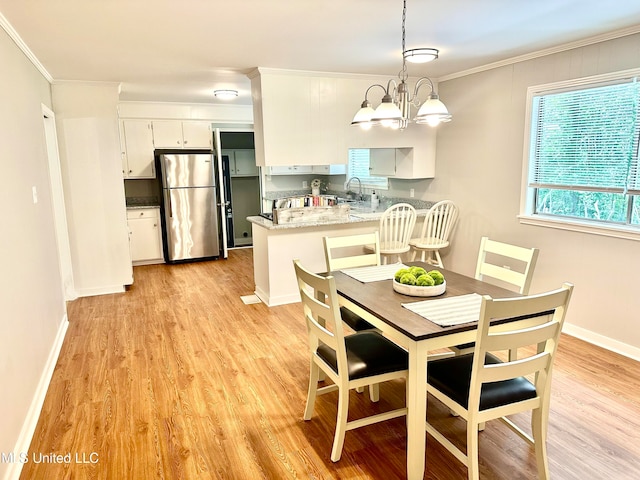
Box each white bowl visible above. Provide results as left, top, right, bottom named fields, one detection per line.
left=392, top=279, right=446, bottom=297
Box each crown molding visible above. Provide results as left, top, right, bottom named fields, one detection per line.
left=437, top=25, right=640, bottom=83
left=0, top=11, right=53, bottom=83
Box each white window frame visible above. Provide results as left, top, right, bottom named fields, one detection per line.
left=519, top=68, right=640, bottom=242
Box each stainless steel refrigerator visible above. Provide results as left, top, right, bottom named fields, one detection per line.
left=158, top=153, right=221, bottom=262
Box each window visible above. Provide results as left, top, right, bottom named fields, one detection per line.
left=521, top=70, right=640, bottom=236
left=347, top=149, right=389, bottom=190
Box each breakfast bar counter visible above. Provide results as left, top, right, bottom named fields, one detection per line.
left=247, top=203, right=432, bottom=306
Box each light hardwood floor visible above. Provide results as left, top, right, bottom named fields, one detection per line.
left=21, top=249, right=640, bottom=479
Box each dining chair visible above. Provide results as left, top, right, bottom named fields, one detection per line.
left=323, top=232, right=380, bottom=331
left=377, top=203, right=417, bottom=264
left=408, top=200, right=458, bottom=268
left=323, top=232, right=381, bottom=400
left=425, top=283, right=574, bottom=480
left=293, top=259, right=408, bottom=462
left=451, top=236, right=540, bottom=358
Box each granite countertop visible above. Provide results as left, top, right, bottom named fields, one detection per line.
left=248, top=201, right=433, bottom=230
left=126, top=196, right=161, bottom=208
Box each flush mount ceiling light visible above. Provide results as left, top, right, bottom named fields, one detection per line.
left=214, top=89, right=238, bottom=100
left=351, top=0, right=451, bottom=130
left=403, top=47, right=439, bottom=64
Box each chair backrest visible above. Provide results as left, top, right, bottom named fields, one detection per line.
left=416, top=200, right=459, bottom=245
left=323, top=232, right=381, bottom=271
left=378, top=203, right=417, bottom=249
left=293, top=259, right=348, bottom=373
left=468, top=283, right=574, bottom=412
left=475, top=237, right=539, bottom=294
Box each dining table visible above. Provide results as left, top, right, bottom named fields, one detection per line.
left=332, top=262, right=536, bottom=480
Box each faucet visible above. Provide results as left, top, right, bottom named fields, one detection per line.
left=346, top=177, right=363, bottom=201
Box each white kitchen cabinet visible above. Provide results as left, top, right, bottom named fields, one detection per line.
left=369, top=147, right=434, bottom=179
left=182, top=121, right=213, bottom=149
left=223, top=149, right=258, bottom=176
left=152, top=120, right=212, bottom=149
left=312, top=164, right=347, bottom=175
left=127, top=208, right=164, bottom=265
left=268, top=165, right=313, bottom=175
left=249, top=69, right=346, bottom=167
left=119, top=119, right=155, bottom=178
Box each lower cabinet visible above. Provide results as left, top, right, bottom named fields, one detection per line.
left=127, top=207, right=164, bottom=265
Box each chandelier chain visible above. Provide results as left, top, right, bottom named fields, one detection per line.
left=400, top=0, right=408, bottom=81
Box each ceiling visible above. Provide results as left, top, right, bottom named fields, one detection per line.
left=2, top=0, right=640, bottom=105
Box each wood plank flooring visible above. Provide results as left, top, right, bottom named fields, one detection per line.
left=21, top=249, right=640, bottom=479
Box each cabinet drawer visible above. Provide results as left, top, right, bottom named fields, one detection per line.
left=127, top=207, right=159, bottom=220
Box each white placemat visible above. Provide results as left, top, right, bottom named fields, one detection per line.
left=402, top=293, right=483, bottom=327
left=340, top=263, right=408, bottom=283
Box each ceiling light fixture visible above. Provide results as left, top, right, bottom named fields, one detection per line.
left=214, top=89, right=238, bottom=100
left=351, top=0, right=451, bottom=130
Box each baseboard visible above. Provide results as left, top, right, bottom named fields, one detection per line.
left=75, top=284, right=125, bottom=297
left=563, top=321, right=640, bottom=362
left=254, top=287, right=300, bottom=307
left=3, top=315, right=69, bottom=480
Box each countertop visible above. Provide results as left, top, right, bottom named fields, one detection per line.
left=126, top=196, right=160, bottom=208
left=248, top=202, right=432, bottom=230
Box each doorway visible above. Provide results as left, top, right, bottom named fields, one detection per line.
left=216, top=131, right=261, bottom=249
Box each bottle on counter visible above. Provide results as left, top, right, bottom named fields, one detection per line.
left=371, top=190, right=379, bottom=208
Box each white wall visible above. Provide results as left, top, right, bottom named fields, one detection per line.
left=428, top=33, right=640, bottom=358
left=52, top=82, right=133, bottom=296
left=0, top=27, right=68, bottom=479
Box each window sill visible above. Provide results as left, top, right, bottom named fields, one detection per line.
left=518, top=214, right=640, bottom=242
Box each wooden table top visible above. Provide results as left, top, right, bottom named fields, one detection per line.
left=332, top=263, right=521, bottom=342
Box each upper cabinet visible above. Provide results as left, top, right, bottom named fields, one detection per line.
left=249, top=68, right=437, bottom=178
left=369, top=147, right=434, bottom=179
left=152, top=120, right=212, bottom=149
left=222, top=149, right=259, bottom=177
left=250, top=69, right=347, bottom=167
left=119, top=119, right=155, bottom=178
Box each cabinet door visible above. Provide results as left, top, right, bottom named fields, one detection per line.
left=182, top=121, right=212, bottom=149
left=128, top=213, right=163, bottom=262
left=369, top=148, right=397, bottom=176
left=233, top=150, right=258, bottom=176
left=152, top=120, right=183, bottom=148
left=122, top=120, right=155, bottom=178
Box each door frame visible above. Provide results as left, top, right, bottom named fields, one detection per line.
left=42, top=104, right=77, bottom=301
left=212, top=125, right=258, bottom=257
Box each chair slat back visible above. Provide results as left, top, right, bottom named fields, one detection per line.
left=379, top=203, right=417, bottom=249
left=293, top=260, right=348, bottom=372
left=468, top=283, right=573, bottom=408
left=417, top=200, right=459, bottom=245
left=323, top=232, right=381, bottom=271
left=475, top=236, right=539, bottom=294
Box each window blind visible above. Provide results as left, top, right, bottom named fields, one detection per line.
left=347, top=149, right=389, bottom=189
left=529, top=79, right=640, bottom=195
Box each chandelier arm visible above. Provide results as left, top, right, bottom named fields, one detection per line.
left=412, top=77, right=436, bottom=101
left=364, top=83, right=388, bottom=100
left=386, top=79, right=399, bottom=97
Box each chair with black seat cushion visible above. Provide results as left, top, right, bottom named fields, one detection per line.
left=293, top=259, right=408, bottom=462
left=425, top=283, right=573, bottom=480
left=451, top=236, right=540, bottom=358
left=323, top=232, right=382, bottom=400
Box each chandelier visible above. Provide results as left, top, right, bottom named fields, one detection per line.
left=351, top=0, right=452, bottom=130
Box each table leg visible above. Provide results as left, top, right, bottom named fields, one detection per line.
left=406, top=342, right=428, bottom=480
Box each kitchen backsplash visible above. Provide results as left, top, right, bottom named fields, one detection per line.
left=263, top=189, right=433, bottom=210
